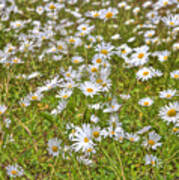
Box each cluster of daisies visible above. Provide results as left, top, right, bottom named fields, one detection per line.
left=0, top=0, right=178, bottom=178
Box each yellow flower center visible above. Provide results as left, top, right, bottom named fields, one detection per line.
left=151, top=161, right=155, bottom=165
left=167, top=109, right=176, bottom=117
left=129, top=137, right=134, bottom=142
left=87, top=148, right=92, bottom=152
left=105, top=12, right=113, bottom=19
left=84, top=137, right=89, bottom=143
left=69, top=39, right=75, bottom=43
left=73, top=59, right=79, bottom=63
left=96, top=79, right=103, bottom=84
left=148, top=140, right=155, bottom=145
left=111, top=105, right=115, bottom=109
left=96, top=58, right=102, bottom=63
left=111, top=131, right=115, bottom=135
left=11, top=170, right=17, bottom=175
left=66, top=73, right=71, bottom=77
left=166, top=94, right=171, bottom=98
left=21, top=103, right=26, bottom=107
left=71, top=129, right=76, bottom=134
left=93, top=131, right=99, bottom=138
left=119, top=136, right=123, bottom=141
left=146, top=40, right=150, bottom=45
left=173, top=127, right=178, bottom=132
left=102, top=83, right=107, bottom=87
left=8, top=47, right=13, bottom=52
left=86, top=88, right=94, bottom=93
left=31, top=96, right=38, bottom=100
left=16, top=23, right=21, bottom=27
left=174, top=74, right=179, bottom=79
left=148, top=33, right=153, bottom=37
left=163, top=1, right=168, bottom=5
left=93, top=13, right=99, bottom=17
left=57, top=45, right=63, bottom=50
left=82, top=27, right=86, bottom=31
left=91, top=67, right=97, bottom=72
left=138, top=53, right=144, bottom=59
left=101, top=49, right=108, bottom=55
left=80, top=32, right=84, bottom=36
left=49, top=4, right=56, bottom=10
left=62, top=95, right=68, bottom=99
left=25, top=44, right=30, bottom=48
left=121, top=49, right=126, bottom=54
left=143, top=71, right=149, bottom=76
left=169, top=22, right=174, bottom=26
left=0, top=111, right=2, bottom=115
left=13, top=59, right=18, bottom=63
left=52, top=146, right=58, bottom=152
left=163, top=56, right=168, bottom=61
left=144, top=101, right=149, bottom=106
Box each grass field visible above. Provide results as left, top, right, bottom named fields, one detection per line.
left=0, top=0, right=179, bottom=179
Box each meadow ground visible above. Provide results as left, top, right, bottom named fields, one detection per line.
left=0, top=0, right=179, bottom=179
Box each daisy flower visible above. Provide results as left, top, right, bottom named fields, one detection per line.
left=137, top=126, right=151, bottom=135
left=71, top=56, right=84, bottom=64
left=91, top=54, right=104, bottom=65
left=19, top=98, right=30, bottom=108
left=47, top=138, right=62, bottom=157
left=51, top=100, right=68, bottom=115
left=105, top=126, right=123, bottom=138
left=95, top=42, right=114, bottom=58
left=159, top=102, right=179, bottom=124
left=77, top=156, right=93, bottom=166
left=172, top=123, right=179, bottom=134
left=145, top=154, right=159, bottom=166
left=77, top=24, right=94, bottom=35
left=144, top=30, right=155, bottom=38
left=170, top=70, right=179, bottom=79
left=103, top=98, right=122, bottom=113
left=155, top=50, right=171, bottom=62
left=133, top=7, right=140, bottom=15
left=155, top=0, right=172, bottom=9
left=162, top=15, right=179, bottom=27
left=159, top=89, right=176, bottom=99
left=114, top=129, right=125, bottom=143
left=136, top=67, right=155, bottom=81
left=56, top=41, right=67, bottom=53
left=116, top=44, right=132, bottom=57
left=91, top=126, right=102, bottom=141
left=6, top=164, right=24, bottom=178
left=120, top=94, right=131, bottom=100
left=59, top=80, right=78, bottom=89
left=90, top=114, right=99, bottom=123
left=138, top=97, right=154, bottom=107
left=108, top=114, right=122, bottom=128
left=143, top=131, right=162, bottom=150
left=173, top=43, right=179, bottom=51
left=0, top=105, right=7, bottom=115
left=130, top=45, right=150, bottom=67
left=56, top=89, right=73, bottom=99
left=67, top=36, right=82, bottom=47
left=118, top=2, right=127, bottom=8
left=36, top=6, right=44, bottom=15
left=71, top=124, right=94, bottom=152
left=27, top=91, right=44, bottom=101
left=86, top=10, right=101, bottom=19
left=100, top=8, right=118, bottom=20
left=79, top=81, right=101, bottom=97
left=126, top=133, right=140, bottom=142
